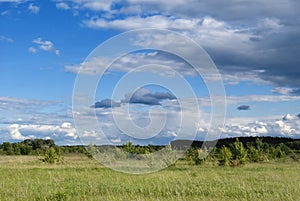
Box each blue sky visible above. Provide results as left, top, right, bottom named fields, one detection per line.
left=1, top=0, right=300, bottom=145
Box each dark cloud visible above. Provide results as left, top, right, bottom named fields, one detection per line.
left=66, top=0, right=300, bottom=89
left=124, top=1, right=298, bottom=21
left=123, top=88, right=176, bottom=105
left=93, top=99, right=121, bottom=108
left=62, top=0, right=300, bottom=89
left=237, top=105, right=250, bottom=111
left=93, top=89, right=176, bottom=108
left=206, top=24, right=300, bottom=88
left=131, top=1, right=300, bottom=89
left=297, top=114, right=300, bottom=119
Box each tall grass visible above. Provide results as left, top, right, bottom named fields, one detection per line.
left=0, top=155, right=299, bottom=200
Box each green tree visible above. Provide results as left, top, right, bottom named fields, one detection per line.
left=248, top=145, right=260, bottom=162
left=2, top=142, right=14, bottom=155
left=186, top=148, right=207, bottom=165
left=218, top=146, right=232, bottom=166
left=273, top=146, right=285, bottom=158
left=42, top=147, right=62, bottom=164
left=86, top=143, right=98, bottom=158
left=248, top=138, right=267, bottom=162
left=12, top=143, right=21, bottom=155
left=123, top=141, right=135, bottom=154
left=230, top=138, right=247, bottom=166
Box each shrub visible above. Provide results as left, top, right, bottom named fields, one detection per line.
left=123, top=141, right=135, bottom=154
left=113, top=147, right=126, bottom=160
left=186, top=148, right=207, bottom=165
left=161, top=144, right=177, bottom=166
left=42, top=147, right=62, bottom=164
left=86, top=143, right=98, bottom=158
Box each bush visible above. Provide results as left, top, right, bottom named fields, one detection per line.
left=186, top=148, right=208, bottom=165
left=161, top=144, right=177, bottom=166
left=42, top=147, right=62, bottom=164
left=86, top=143, right=98, bottom=158
left=123, top=141, right=135, bottom=154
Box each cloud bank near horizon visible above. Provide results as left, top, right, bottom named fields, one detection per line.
left=1, top=95, right=300, bottom=145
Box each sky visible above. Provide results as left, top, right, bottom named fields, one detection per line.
left=1, top=0, right=300, bottom=145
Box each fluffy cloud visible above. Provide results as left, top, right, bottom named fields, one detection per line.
left=8, top=124, right=26, bottom=140
left=28, top=3, right=39, bottom=14
left=0, top=120, right=79, bottom=145
left=83, top=16, right=256, bottom=59
left=282, top=114, right=298, bottom=121
left=28, top=47, right=37, bottom=53
left=81, top=0, right=112, bottom=11
left=9, top=123, right=77, bottom=143
left=218, top=114, right=300, bottom=139
left=29, top=37, right=60, bottom=55
left=33, top=38, right=54, bottom=51
left=56, top=2, right=70, bottom=10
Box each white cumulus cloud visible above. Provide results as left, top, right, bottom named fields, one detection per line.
left=29, top=37, right=60, bottom=55
left=56, top=2, right=70, bottom=10
left=28, top=3, right=39, bottom=14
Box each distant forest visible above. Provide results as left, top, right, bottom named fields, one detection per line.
left=1, top=136, right=300, bottom=155
left=171, top=136, right=300, bottom=149
left=1, top=137, right=299, bottom=166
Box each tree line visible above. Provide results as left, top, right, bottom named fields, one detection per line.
left=185, top=138, right=300, bottom=167
left=0, top=137, right=299, bottom=166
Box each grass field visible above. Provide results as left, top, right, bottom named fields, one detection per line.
left=0, top=155, right=299, bottom=201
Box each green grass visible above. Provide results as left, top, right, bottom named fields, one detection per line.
left=0, top=155, right=299, bottom=201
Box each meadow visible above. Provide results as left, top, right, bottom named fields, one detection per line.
left=0, top=155, right=299, bottom=201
